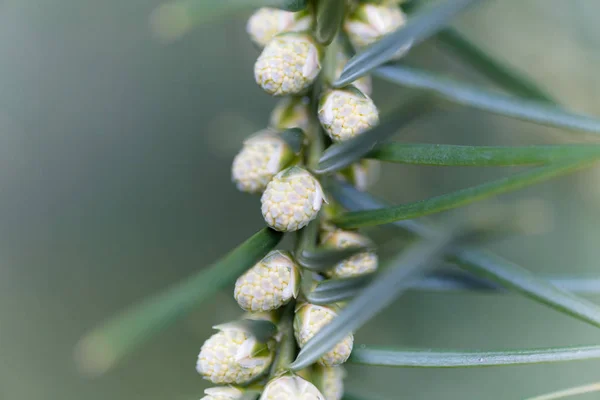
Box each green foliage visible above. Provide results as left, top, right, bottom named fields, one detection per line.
left=369, top=143, right=600, bottom=166
left=348, top=345, right=600, bottom=367
left=453, top=249, right=600, bottom=329
left=375, top=65, right=600, bottom=135
left=333, top=158, right=600, bottom=228
left=305, top=274, right=374, bottom=304
left=297, top=246, right=374, bottom=272
left=329, top=181, right=600, bottom=330
left=75, top=228, right=282, bottom=375
left=290, top=228, right=458, bottom=370
left=82, top=0, right=600, bottom=398
left=414, top=270, right=600, bottom=294
left=314, top=0, right=345, bottom=45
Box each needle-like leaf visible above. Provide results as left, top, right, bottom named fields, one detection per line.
left=349, top=345, right=600, bottom=367
left=305, top=274, right=375, bottom=305
left=290, top=228, right=457, bottom=370
left=334, top=0, right=487, bottom=87
left=452, top=249, right=600, bottom=330
left=75, top=228, right=283, bottom=376
left=414, top=271, right=600, bottom=295
left=375, top=65, right=600, bottom=135
left=314, top=0, right=345, bottom=45
left=329, top=180, right=600, bottom=330
left=297, top=246, right=374, bottom=272
left=333, top=157, right=600, bottom=229
left=368, top=143, right=600, bottom=166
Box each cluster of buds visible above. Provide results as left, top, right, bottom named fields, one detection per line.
left=198, top=1, right=411, bottom=398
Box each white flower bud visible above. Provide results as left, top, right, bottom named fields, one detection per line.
left=201, top=386, right=245, bottom=400
left=246, top=8, right=311, bottom=48
left=196, top=325, right=274, bottom=385
left=261, top=166, right=325, bottom=232
left=335, top=53, right=372, bottom=96
left=254, top=33, right=322, bottom=96
left=318, top=88, right=379, bottom=142
left=269, top=96, right=311, bottom=132
left=293, top=303, right=353, bottom=366
left=260, top=375, right=325, bottom=400
left=321, top=230, right=378, bottom=279
left=313, top=365, right=346, bottom=400
left=337, top=160, right=381, bottom=191
left=232, top=130, right=295, bottom=194
left=344, top=4, right=410, bottom=59
left=234, top=250, right=301, bottom=312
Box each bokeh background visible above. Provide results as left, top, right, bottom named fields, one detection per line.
left=1, top=0, right=600, bottom=399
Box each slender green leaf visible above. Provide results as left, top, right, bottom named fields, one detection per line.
left=526, top=382, right=600, bottom=400
left=75, top=228, right=283, bottom=375
left=306, top=274, right=375, bottom=305
left=329, top=180, right=600, bottom=329
left=314, top=0, right=345, bottom=45
left=349, top=345, right=600, bottom=367
left=334, top=0, right=486, bottom=87
left=368, top=143, right=600, bottom=166
left=290, top=229, right=457, bottom=370
left=314, top=97, right=433, bottom=174
left=452, top=249, right=600, bottom=329
left=151, top=0, right=307, bottom=42
left=414, top=271, right=600, bottom=295
left=326, top=179, right=434, bottom=238
left=297, top=246, right=374, bottom=272
left=375, top=65, right=600, bottom=135
left=333, top=157, right=600, bottom=229
left=435, top=29, right=556, bottom=103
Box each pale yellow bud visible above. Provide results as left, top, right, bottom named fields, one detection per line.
left=200, top=386, right=245, bottom=400
left=335, top=53, right=372, bottom=96
left=337, top=160, right=381, bottom=191
left=196, top=325, right=274, bottom=385
left=254, top=33, right=322, bottom=96
left=269, top=96, right=311, bottom=132
left=246, top=8, right=311, bottom=48
left=344, top=4, right=410, bottom=59
left=235, top=250, right=301, bottom=312
left=260, top=375, right=325, bottom=400
left=313, top=365, right=346, bottom=400
left=261, top=166, right=325, bottom=232
left=318, top=88, right=379, bottom=142
left=294, top=303, right=353, bottom=366
left=321, top=230, right=378, bottom=279
left=232, top=130, right=294, bottom=194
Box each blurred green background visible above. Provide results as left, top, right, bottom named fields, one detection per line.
left=1, top=0, right=600, bottom=399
